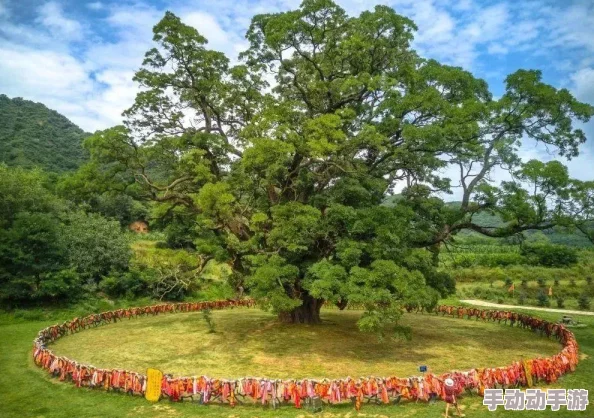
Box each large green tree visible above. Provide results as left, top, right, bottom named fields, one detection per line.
left=79, top=0, right=594, bottom=328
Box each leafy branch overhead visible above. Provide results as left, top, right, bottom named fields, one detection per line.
left=75, top=0, right=594, bottom=330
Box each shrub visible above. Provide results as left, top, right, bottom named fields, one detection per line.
left=570, top=279, right=576, bottom=287
left=450, top=253, right=525, bottom=268
left=536, top=289, right=549, bottom=307
left=37, top=269, right=84, bottom=300
left=578, top=294, right=591, bottom=310
left=554, top=279, right=560, bottom=286
left=517, top=292, right=526, bottom=305
left=556, top=297, right=565, bottom=309
left=521, top=244, right=578, bottom=267
left=521, top=280, right=528, bottom=288
left=505, top=277, right=513, bottom=287
left=537, top=278, right=546, bottom=287
left=424, top=270, right=456, bottom=297
left=99, top=267, right=154, bottom=299
left=62, top=211, right=131, bottom=281
left=452, top=255, right=474, bottom=268
left=587, top=276, right=593, bottom=286
left=193, top=281, right=236, bottom=301
left=13, top=309, right=46, bottom=321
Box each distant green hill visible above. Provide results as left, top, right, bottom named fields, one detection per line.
left=0, top=94, right=89, bottom=172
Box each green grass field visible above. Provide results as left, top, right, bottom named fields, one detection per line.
left=1, top=302, right=593, bottom=417
left=50, top=308, right=558, bottom=379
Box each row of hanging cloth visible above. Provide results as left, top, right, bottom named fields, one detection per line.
left=32, top=300, right=579, bottom=410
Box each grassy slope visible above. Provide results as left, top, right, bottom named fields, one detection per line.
left=1, top=303, right=593, bottom=418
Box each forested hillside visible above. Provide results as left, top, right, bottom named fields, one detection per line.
left=0, top=94, right=88, bottom=172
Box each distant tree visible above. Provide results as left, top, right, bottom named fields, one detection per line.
left=0, top=165, right=131, bottom=305
left=79, top=1, right=594, bottom=329
left=0, top=212, right=70, bottom=303
left=0, top=165, right=63, bottom=227
left=536, top=289, right=549, bottom=307
left=58, top=163, right=149, bottom=227
left=578, top=294, right=591, bottom=310
left=62, top=211, right=131, bottom=281
left=521, top=243, right=578, bottom=267
left=0, top=166, right=68, bottom=304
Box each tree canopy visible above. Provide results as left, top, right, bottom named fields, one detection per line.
left=78, top=0, right=594, bottom=331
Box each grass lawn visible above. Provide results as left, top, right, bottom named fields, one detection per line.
left=50, top=308, right=559, bottom=379
left=1, top=302, right=593, bottom=417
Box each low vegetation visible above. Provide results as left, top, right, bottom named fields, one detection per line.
left=440, top=233, right=594, bottom=310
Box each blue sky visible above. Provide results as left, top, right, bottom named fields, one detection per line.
left=1, top=0, right=593, bottom=196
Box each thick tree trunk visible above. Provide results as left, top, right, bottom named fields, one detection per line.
left=279, top=294, right=324, bottom=324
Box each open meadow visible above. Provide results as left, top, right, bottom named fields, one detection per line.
left=49, top=308, right=559, bottom=378
left=1, top=301, right=593, bottom=417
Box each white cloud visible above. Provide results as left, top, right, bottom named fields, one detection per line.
left=84, top=6, right=158, bottom=72
left=569, top=67, right=594, bottom=169
left=0, top=19, right=55, bottom=48
left=36, top=2, right=84, bottom=41
left=84, top=70, right=139, bottom=129
left=0, top=46, right=92, bottom=98
left=461, top=3, right=508, bottom=44
left=487, top=43, right=508, bottom=55
left=183, top=11, right=247, bottom=59
left=0, top=44, right=106, bottom=130
left=88, top=2, right=104, bottom=10
left=546, top=1, right=594, bottom=53
left=0, top=1, right=9, bottom=18
left=570, top=67, right=594, bottom=104
left=0, top=7, right=215, bottom=134
left=380, top=0, right=513, bottom=70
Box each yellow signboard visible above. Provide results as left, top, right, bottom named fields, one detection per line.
left=522, top=360, right=533, bottom=388
left=145, top=368, right=163, bottom=402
